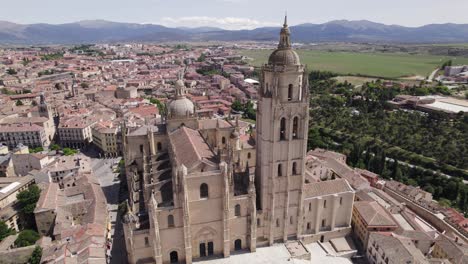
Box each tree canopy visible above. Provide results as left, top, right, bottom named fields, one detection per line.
left=308, top=71, right=468, bottom=215
left=17, top=185, right=41, bottom=229
left=14, top=230, right=40, bottom=247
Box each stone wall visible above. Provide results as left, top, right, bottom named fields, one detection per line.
left=0, top=245, right=35, bottom=264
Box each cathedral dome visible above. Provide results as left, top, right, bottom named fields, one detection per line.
left=268, top=49, right=300, bottom=66
left=168, top=97, right=194, bottom=117
left=268, top=15, right=301, bottom=66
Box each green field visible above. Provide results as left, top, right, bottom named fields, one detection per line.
left=240, top=49, right=468, bottom=79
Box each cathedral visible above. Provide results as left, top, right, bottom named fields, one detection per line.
left=122, top=17, right=355, bottom=264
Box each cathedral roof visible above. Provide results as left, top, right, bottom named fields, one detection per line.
left=304, top=179, right=353, bottom=198
left=169, top=76, right=195, bottom=118
left=168, top=97, right=194, bottom=117
left=268, top=49, right=301, bottom=66
left=169, top=126, right=216, bottom=169
left=198, top=119, right=232, bottom=130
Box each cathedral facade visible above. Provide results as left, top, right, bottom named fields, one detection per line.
left=122, top=17, right=355, bottom=264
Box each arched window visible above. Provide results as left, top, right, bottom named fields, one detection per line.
left=235, top=204, right=241, bottom=216
left=278, top=164, right=282, bottom=177
left=157, top=142, right=162, bottom=151
left=292, top=117, right=299, bottom=139
left=290, top=216, right=293, bottom=225
left=168, top=214, right=174, bottom=228
left=247, top=152, right=251, bottom=159
left=292, top=162, right=297, bottom=175
left=288, top=84, right=293, bottom=101
left=276, top=218, right=280, bottom=227
left=200, top=183, right=209, bottom=199
left=280, top=118, right=286, bottom=141
left=222, top=137, right=226, bottom=144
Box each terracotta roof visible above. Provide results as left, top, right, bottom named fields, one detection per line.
left=169, top=126, right=216, bottom=170
left=369, top=233, right=427, bottom=263
left=354, top=201, right=398, bottom=227
left=304, top=179, right=354, bottom=198
left=0, top=123, right=44, bottom=132
left=198, top=119, right=232, bottom=130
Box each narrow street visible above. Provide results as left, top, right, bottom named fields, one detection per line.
left=91, top=157, right=128, bottom=264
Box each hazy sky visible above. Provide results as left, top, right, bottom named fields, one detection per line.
left=3, top=0, right=468, bottom=29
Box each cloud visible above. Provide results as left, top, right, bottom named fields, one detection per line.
left=158, top=16, right=277, bottom=30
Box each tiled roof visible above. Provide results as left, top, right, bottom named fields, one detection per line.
left=369, top=233, right=427, bottom=263
left=169, top=126, right=216, bottom=170
left=354, top=201, right=398, bottom=227
left=198, top=119, right=232, bottom=130
left=0, top=123, right=44, bottom=132
left=304, top=179, right=353, bottom=198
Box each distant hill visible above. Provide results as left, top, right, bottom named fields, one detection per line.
left=1, top=19, right=468, bottom=44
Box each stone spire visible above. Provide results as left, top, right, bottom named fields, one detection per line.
left=278, top=14, right=291, bottom=49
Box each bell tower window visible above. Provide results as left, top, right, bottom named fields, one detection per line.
left=292, top=117, right=299, bottom=139
left=288, top=84, right=293, bottom=101
left=280, top=118, right=286, bottom=141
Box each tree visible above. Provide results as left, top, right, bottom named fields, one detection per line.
left=197, top=54, right=206, bottom=62
left=28, top=246, right=42, bottom=264
left=423, top=185, right=435, bottom=195
left=80, top=82, right=89, bottom=88
left=149, top=98, right=166, bottom=115
left=14, top=230, right=40, bottom=247
left=391, top=161, right=402, bottom=181
left=63, top=148, right=78, bottom=156
left=6, top=68, right=17, bottom=75
left=407, top=178, right=418, bottom=187
left=231, top=100, right=243, bottom=112
left=50, top=144, right=61, bottom=151
left=0, top=221, right=15, bottom=241
left=459, top=186, right=467, bottom=212
left=30, top=147, right=44, bottom=153
left=17, top=185, right=41, bottom=229
left=444, top=181, right=459, bottom=201
left=349, top=141, right=363, bottom=166
left=16, top=100, right=24, bottom=106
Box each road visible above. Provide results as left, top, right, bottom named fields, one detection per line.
left=91, top=157, right=128, bottom=264
left=427, top=68, right=440, bottom=82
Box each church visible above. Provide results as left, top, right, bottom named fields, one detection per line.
left=122, top=17, right=355, bottom=264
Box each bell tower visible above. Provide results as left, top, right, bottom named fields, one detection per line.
left=255, top=16, right=310, bottom=244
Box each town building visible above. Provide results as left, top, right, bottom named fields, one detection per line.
left=57, top=116, right=96, bottom=148
left=352, top=200, right=398, bottom=248
left=366, top=232, right=428, bottom=264
left=0, top=123, right=48, bottom=149
left=34, top=171, right=109, bottom=263
left=0, top=176, right=35, bottom=231
left=431, top=234, right=468, bottom=264
left=92, top=121, right=121, bottom=157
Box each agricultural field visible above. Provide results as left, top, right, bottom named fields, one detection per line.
left=239, top=49, right=468, bottom=79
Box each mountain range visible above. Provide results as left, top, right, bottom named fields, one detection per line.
left=1, top=19, right=468, bottom=44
